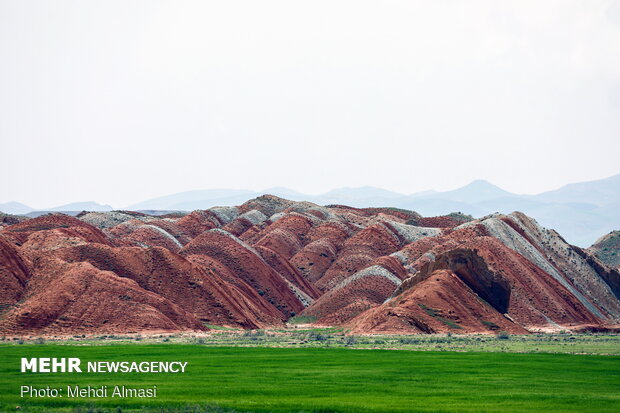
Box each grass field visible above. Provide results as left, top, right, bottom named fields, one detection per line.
left=7, top=330, right=620, bottom=355
left=1, top=344, right=619, bottom=413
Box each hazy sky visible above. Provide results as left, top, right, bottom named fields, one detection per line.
left=1, top=1, right=619, bottom=208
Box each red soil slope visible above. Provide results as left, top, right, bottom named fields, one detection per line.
left=0, top=259, right=205, bottom=335
left=0, top=234, right=30, bottom=308
left=58, top=244, right=284, bottom=328
left=348, top=270, right=528, bottom=334
left=0, top=198, right=619, bottom=335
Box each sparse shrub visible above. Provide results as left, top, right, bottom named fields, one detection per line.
left=288, top=315, right=318, bottom=324
left=308, top=332, right=327, bottom=342
left=345, top=336, right=357, bottom=346
left=35, top=337, right=45, bottom=345
left=496, top=331, right=510, bottom=340
left=398, top=337, right=418, bottom=345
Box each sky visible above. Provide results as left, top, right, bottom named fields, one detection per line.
left=1, top=1, right=619, bottom=209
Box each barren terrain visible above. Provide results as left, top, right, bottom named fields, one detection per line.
left=1, top=195, right=619, bottom=336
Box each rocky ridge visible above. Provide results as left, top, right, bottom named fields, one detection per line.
left=0, top=195, right=618, bottom=335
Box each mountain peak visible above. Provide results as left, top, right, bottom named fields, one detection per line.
left=465, top=179, right=497, bottom=187
left=0, top=201, right=33, bottom=215
left=47, top=201, right=113, bottom=212
left=418, top=180, right=513, bottom=204
left=324, top=186, right=404, bottom=198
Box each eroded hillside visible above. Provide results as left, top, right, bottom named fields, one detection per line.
left=0, top=196, right=619, bottom=335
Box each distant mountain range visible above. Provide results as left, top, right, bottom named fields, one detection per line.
left=0, top=202, right=112, bottom=217
left=2, top=174, right=619, bottom=247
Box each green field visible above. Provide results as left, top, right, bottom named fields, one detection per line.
left=9, top=330, right=620, bottom=355
left=1, top=344, right=619, bottom=412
